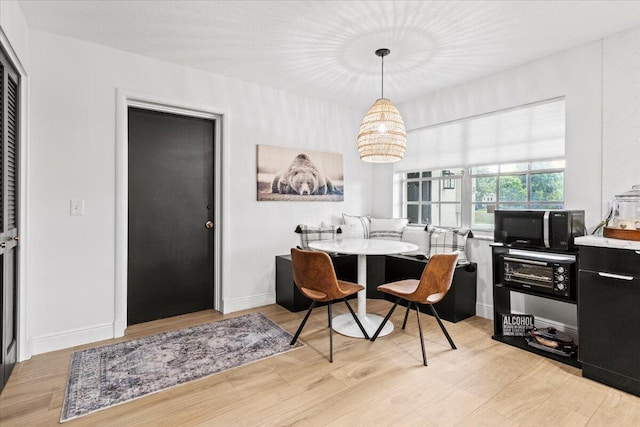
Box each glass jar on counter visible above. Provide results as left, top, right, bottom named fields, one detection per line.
left=604, top=185, right=640, bottom=240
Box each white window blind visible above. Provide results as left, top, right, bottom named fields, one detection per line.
left=396, top=98, right=566, bottom=172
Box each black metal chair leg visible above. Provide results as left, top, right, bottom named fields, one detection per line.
left=328, top=302, right=333, bottom=363
left=401, top=301, right=412, bottom=330
left=290, top=301, right=316, bottom=345
left=416, top=306, right=427, bottom=366
left=429, top=305, right=457, bottom=350
left=371, top=297, right=401, bottom=341
left=343, top=299, right=370, bottom=339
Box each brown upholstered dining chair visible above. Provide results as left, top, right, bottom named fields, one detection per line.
left=371, top=252, right=459, bottom=366
left=289, top=248, right=369, bottom=362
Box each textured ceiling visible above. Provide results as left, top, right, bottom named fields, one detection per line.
left=18, top=0, right=640, bottom=109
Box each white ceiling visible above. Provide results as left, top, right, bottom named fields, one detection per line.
left=18, top=0, right=640, bottom=110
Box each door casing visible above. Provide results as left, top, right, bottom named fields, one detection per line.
left=0, top=44, right=20, bottom=391
left=0, top=33, right=29, bottom=365
left=115, top=90, right=226, bottom=337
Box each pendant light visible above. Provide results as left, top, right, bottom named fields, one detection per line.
left=357, top=48, right=407, bottom=163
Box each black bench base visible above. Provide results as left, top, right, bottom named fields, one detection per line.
left=381, top=255, right=477, bottom=323
left=275, top=254, right=358, bottom=312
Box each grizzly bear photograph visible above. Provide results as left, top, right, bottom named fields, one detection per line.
left=257, top=145, right=344, bottom=201
left=271, top=153, right=336, bottom=196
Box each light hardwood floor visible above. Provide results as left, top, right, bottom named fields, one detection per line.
left=1, top=300, right=639, bottom=426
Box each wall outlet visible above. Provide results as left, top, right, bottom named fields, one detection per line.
left=70, top=200, right=85, bottom=216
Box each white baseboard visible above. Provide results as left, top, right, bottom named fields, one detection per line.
left=222, top=292, right=275, bottom=314
left=475, top=302, right=493, bottom=320
left=18, top=338, right=33, bottom=362
left=31, top=323, right=114, bottom=355
left=29, top=292, right=276, bottom=354
left=114, top=319, right=127, bottom=339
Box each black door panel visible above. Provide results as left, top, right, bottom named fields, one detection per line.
left=128, top=108, right=214, bottom=325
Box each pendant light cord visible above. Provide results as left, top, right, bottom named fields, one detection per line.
left=375, top=48, right=390, bottom=99
left=381, top=54, right=384, bottom=99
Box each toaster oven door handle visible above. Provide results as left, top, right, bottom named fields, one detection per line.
left=597, top=272, right=634, bottom=281
left=503, top=257, right=548, bottom=266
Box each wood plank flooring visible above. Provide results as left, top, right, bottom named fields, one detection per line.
left=1, top=300, right=639, bottom=426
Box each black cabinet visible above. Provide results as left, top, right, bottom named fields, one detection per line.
left=275, top=254, right=477, bottom=323
left=275, top=254, right=357, bottom=312
left=578, top=245, right=640, bottom=396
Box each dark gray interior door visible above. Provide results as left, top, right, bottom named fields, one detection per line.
left=0, top=48, right=19, bottom=393
left=128, top=107, right=214, bottom=325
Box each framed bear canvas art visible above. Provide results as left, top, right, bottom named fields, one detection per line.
left=257, top=145, right=344, bottom=201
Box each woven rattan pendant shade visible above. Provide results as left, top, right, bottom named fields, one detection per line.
left=357, top=49, right=406, bottom=163
left=357, top=98, right=406, bottom=162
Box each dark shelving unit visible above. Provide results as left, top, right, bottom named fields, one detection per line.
left=491, top=245, right=581, bottom=368
left=491, top=334, right=581, bottom=368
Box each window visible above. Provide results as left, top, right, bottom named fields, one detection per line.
left=400, top=159, right=564, bottom=230
left=471, top=160, right=564, bottom=230
left=395, top=98, right=566, bottom=231
left=401, top=169, right=463, bottom=226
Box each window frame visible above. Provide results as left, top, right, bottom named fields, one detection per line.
left=401, top=169, right=464, bottom=227
left=400, top=159, right=565, bottom=231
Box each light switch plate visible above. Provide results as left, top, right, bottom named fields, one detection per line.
left=70, top=200, right=85, bottom=216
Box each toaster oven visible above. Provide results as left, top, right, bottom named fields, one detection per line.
left=498, top=249, right=577, bottom=301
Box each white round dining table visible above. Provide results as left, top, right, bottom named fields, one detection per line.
left=308, top=238, right=419, bottom=338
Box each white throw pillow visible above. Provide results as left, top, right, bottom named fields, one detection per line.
left=342, top=214, right=371, bottom=239
left=427, top=225, right=471, bottom=263
left=339, top=224, right=365, bottom=239
left=401, top=226, right=430, bottom=255
left=369, top=218, right=409, bottom=240
left=295, top=224, right=338, bottom=249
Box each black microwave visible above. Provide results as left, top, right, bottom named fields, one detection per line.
left=494, top=210, right=585, bottom=251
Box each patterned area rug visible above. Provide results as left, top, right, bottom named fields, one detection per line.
left=61, top=312, right=302, bottom=422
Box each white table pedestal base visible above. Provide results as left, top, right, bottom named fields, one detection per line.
left=332, top=312, right=394, bottom=338
left=308, top=239, right=418, bottom=340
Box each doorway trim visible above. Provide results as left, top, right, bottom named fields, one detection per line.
left=1, top=31, right=30, bottom=361
left=115, top=89, right=226, bottom=337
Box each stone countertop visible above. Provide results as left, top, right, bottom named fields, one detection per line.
left=575, top=235, right=640, bottom=251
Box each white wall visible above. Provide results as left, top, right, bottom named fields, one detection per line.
left=602, top=26, right=640, bottom=209
left=409, top=40, right=602, bottom=336
left=27, top=30, right=371, bottom=355
left=379, top=26, right=640, bottom=338
left=370, top=163, right=394, bottom=217
left=396, top=41, right=603, bottom=229
left=17, top=16, right=640, bottom=356
left=0, top=0, right=29, bottom=72
left=386, top=40, right=605, bottom=337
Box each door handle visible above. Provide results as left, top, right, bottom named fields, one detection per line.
left=205, top=221, right=214, bottom=229
left=598, top=272, right=634, bottom=281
